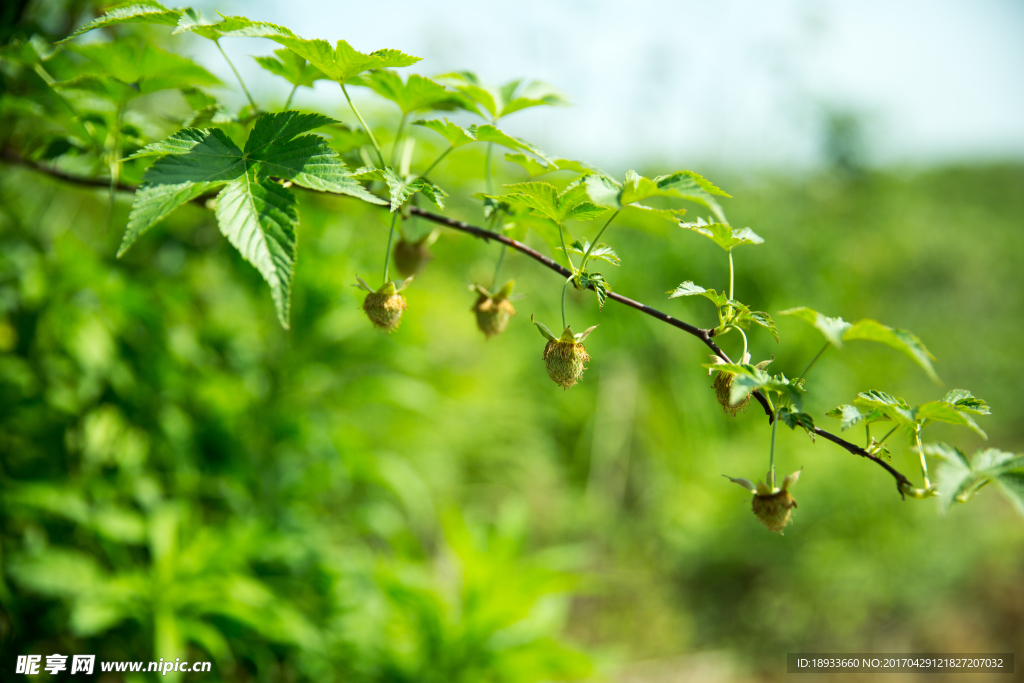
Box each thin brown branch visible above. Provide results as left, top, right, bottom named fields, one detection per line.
left=1, top=151, right=912, bottom=497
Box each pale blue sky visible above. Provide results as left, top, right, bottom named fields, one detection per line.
left=194, top=0, right=1024, bottom=172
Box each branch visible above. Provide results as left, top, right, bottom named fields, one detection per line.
left=1, top=151, right=913, bottom=497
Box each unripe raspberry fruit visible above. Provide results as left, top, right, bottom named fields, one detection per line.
left=471, top=280, right=516, bottom=338
left=752, top=490, right=797, bottom=533
left=393, top=237, right=433, bottom=278
left=355, top=276, right=411, bottom=332
left=544, top=337, right=590, bottom=388
left=708, top=354, right=773, bottom=416
left=725, top=469, right=801, bottom=534
left=533, top=316, right=598, bottom=390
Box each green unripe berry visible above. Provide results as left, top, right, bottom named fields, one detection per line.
left=471, top=280, right=516, bottom=338
left=362, top=282, right=407, bottom=332
left=543, top=338, right=590, bottom=389
left=751, top=490, right=797, bottom=533
left=393, top=237, right=433, bottom=278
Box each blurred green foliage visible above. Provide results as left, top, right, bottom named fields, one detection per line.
left=2, top=1, right=1024, bottom=681
left=3, top=158, right=1023, bottom=681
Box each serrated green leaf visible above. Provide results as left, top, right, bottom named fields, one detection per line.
left=472, top=125, right=553, bottom=163
left=413, top=118, right=477, bottom=147
left=214, top=177, right=298, bottom=328
left=916, top=400, right=987, bottom=438
left=585, top=169, right=729, bottom=221
left=779, top=408, right=816, bottom=441
left=933, top=446, right=1024, bottom=515
left=825, top=404, right=891, bottom=431
left=668, top=281, right=729, bottom=308
left=254, top=49, right=327, bottom=88
left=378, top=167, right=445, bottom=211
left=122, top=114, right=379, bottom=326
left=943, top=389, right=991, bottom=415
left=435, top=72, right=567, bottom=120
left=843, top=318, right=939, bottom=382
left=62, top=1, right=181, bottom=41
left=678, top=216, right=763, bottom=251
left=854, top=390, right=916, bottom=425
left=505, top=153, right=555, bottom=177
left=735, top=310, right=779, bottom=342
left=489, top=181, right=602, bottom=225
left=173, top=13, right=295, bottom=41
left=66, top=39, right=221, bottom=97
left=356, top=70, right=462, bottom=115
left=563, top=239, right=620, bottom=266
left=779, top=306, right=852, bottom=347
left=271, top=36, right=419, bottom=84
left=577, top=271, right=610, bottom=309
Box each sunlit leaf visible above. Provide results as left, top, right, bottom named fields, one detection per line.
left=678, top=216, right=763, bottom=252
left=254, top=49, right=327, bottom=88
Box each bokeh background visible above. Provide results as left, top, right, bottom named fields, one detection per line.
left=2, top=1, right=1023, bottom=681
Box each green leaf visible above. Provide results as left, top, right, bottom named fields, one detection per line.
left=668, top=281, right=729, bottom=308
left=740, top=310, right=779, bottom=342
left=270, top=36, right=420, bottom=83
left=843, top=319, right=939, bottom=382
left=943, top=389, right=991, bottom=415
left=371, top=167, right=445, bottom=211
left=779, top=408, right=816, bottom=441
left=585, top=169, right=729, bottom=220
left=254, top=49, right=327, bottom=88
left=62, top=1, right=181, bottom=41
left=413, top=118, right=477, bottom=147
left=214, top=177, right=298, bottom=328
left=245, top=111, right=383, bottom=202
left=825, top=404, right=891, bottom=431
left=779, top=306, right=851, bottom=347
left=932, top=445, right=1024, bottom=515
left=853, top=390, right=916, bottom=425
left=356, top=71, right=463, bottom=115
left=435, top=72, right=568, bottom=120
left=122, top=114, right=380, bottom=326
left=563, top=239, right=620, bottom=266
left=473, top=125, right=553, bottom=163
left=504, top=153, right=555, bottom=177
left=65, top=39, right=221, bottom=97
left=678, top=216, right=763, bottom=252
left=916, top=399, right=987, bottom=439
left=577, top=271, right=610, bottom=309
left=490, top=181, right=605, bottom=225
left=173, top=12, right=296, bottom=41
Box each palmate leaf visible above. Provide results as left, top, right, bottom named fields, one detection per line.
left=850, top=389, right=990, bottom=437
left=779, top=407, right=816, bottom=441
left=270, top=36, right=419, bottom=83
left=668, top=281, right=729, bottom=308
left=412, top=119, right=553, bottom=162
left=678, top=217, right=763, bottom=251
left=435, top=71, right=568, bottom=120
left=929, top=444, right=1024, bottom=516
left=62, top=0, right=182, bottom=41
left=779, top=306, right=851, bottom=347
left=172, top=12, right=295, bottom=40
left=355, top=71, right=464, bottom=115
left=215, top=179, right=298, bottom=329
left=63, top=40, right=220, bottom=97
left=489, top=182, right=606, bottom=225
left=585, top=169, right=730, bottom=221
left=562, top=239, right=620, bottom=266
left=254, top=49, right=327, bottom=88
left=577, top=271, right=610, bottom=309
left=780, top=307, right=939, bottom=381
left=826, top=404, right=891, bottom=431
left=122, top=112, right=383, bottom=327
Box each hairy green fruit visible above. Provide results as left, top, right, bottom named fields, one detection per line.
left=752, top=490, right=797, bottom=533
left=726, top=469, right=801, bottom=534
left=532, top=317, right=598, bottom=389
left=356, top=277, right=411, bottom=332
left=393, top=237, right=433, bottom=278
left=472, top=280, right=516, bottom=338
left=543, top=338, right=590, bottom=389
left=709, top=355, right=773, bottom=416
